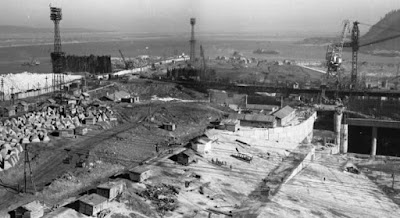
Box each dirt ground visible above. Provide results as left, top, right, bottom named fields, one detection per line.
left=356, top=159, right=400, bottom=206
left=0, top=79, right=226, bottom=216
left=262, top=155, right=400, bottom=218
left=207, top=59, right=323, bottom=85
left=116, top=128, right=302, bottom=218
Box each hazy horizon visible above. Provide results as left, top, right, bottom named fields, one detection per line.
left=0, top=0, right=399, bottom=36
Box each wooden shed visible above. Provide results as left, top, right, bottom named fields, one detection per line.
left=96, top=180, right=125, bottom=200
left=177, top=149, right=197, bottom=165
left=9, top=200, right=44, bottom=218
left=163, top=123, right=176, bottom=131
left=84, top=117, right=96, bottom=125
left=74, top=127, right=88, bottom=136
left=191, top=137, right=213, bottom=154
left=58, top=129, right=75, bottom=138
left=2, top=106, right=16, bottom=117
left=16, top=101, right=29, bottom=113
left=48, top=98, right=56, bottom=104
left=128, top=166, right=152, bottom=182
left=272, top=105, right=296, bottom=127
left=222, top=119, right=240, bottom=132
left=78, top=193, right=108, bottom=216
left=81, top=92, right=90, bottom=100
left=42, top=207, right=87, bottom=218
left=121, top=96, right=139, bottom=103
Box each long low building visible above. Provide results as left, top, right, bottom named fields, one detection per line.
left=243, top=104, right=279, bottom=114
left=229, top=113, right=276, bottom=128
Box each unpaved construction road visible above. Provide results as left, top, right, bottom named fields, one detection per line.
left=0, top=116, right=147, bottom=211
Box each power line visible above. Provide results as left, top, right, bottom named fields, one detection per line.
left=358, top=21, right=400, bottom=35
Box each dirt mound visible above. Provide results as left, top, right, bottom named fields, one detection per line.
left=117, top=80, right=206, bottom=100
left=93, top=102, right=225, bottom=165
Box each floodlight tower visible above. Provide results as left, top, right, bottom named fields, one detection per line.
left=189, top=18, right=196, bottom=64
left=50, top=6, right=65, bottom=96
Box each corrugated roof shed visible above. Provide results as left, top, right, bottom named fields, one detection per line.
left=43, top=207, right=89, bottom=218
left=229, top=113, right=275, bottom=122
left=48, top=98, right=56, bottom=104
left=97, top=180, right=124, bottom=189
left=221, top=119, right=239, bottom=125
left=21, top=200, right=43, bottom=211
left=129, top=166, right=152, bottom=174
left=245, top=104, right=278, bottom=110
left=181, top=149, right=197, bottom=157
left=18, top=101, right=29, bottom=106
left=107, top=91, right=130, bottom=101
left=79, top=193, right=107, bottom=206
left=196, top=136, right=212, bottom=144
left=273, top=106, right=295, bottom=119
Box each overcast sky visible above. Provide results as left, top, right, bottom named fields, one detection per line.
left=0, top=0, right=399, bottom=34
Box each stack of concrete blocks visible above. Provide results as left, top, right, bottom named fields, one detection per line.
left=237, top=112, right=317, bottom=144
left=0, top=141, right=23, bottom=171
left=0, top=104, right=116, bottom=172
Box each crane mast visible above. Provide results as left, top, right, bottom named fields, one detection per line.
left=200, top=45, right=207, bottom=80
left=326, top=20, right=350, bottom=77
left=350, top=21, right=360, bottom=87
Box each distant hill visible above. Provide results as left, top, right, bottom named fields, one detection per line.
left=0, top=25, right=109, bottom=34
left=295, top=36, right=337, bottom=45
left=361, top=9, right=400, bottom=53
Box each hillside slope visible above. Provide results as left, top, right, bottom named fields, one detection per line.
left=361, top=9, right=400, bottom=53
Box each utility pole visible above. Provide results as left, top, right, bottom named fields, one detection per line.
left=1, top=78, right=4, bottom=101
left=10, top=86, right=14, bottom=105
left=24, top=144, right=36, bottom=193
left=37, top=82, right=41, bottom=95
left=45, top=76, right=49, bottom=93
left=392, top=172, right=395, bottom=189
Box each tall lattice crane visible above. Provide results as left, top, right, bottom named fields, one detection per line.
left=119, top=49, right=133, bottom=70
left=343, top=21, right=400, bottom=88
left=326, top=20, right=350, bottom=77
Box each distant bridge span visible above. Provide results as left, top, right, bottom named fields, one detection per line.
left=164, top=80, right=400, bottom=98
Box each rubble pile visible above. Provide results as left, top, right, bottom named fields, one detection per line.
left=136, top=184, right=180, bottom=215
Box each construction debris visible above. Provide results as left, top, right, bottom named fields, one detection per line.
left=136, top=183, right=180, bottom=215
left=231, top=153, right=253, bottom=163
left=345, top=166, right=360, bottom=174
left=235, top=139, right=251, bottom=147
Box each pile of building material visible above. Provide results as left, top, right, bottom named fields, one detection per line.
left=0, top=104, right=115, bottom=172
left=136, top=183, right=180, bottom=215
left=0, top=142, right=23, bottom=171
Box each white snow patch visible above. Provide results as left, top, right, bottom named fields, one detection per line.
left=0, top=72, right=82, bottom=93
left=150, top=95, right=200, bottom=102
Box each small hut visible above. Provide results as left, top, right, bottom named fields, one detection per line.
left=177, top=149, right=197, bottom=165
left=9, top=201, right=44, bottom=218
left=78, top=193, right=108, bottom=216
left=163, top=123, right=176, bottom=131
left=96, top=180, right=125, bottom=200
left=74, top=127, right=88, bottom=136
left=128, top=166, right=152, bottom=182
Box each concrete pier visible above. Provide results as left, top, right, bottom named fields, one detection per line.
left=371, top=127, right=377, bottom=156
left=334, top=108, right=343, bottom=146
left=340, top=124, right=348, bottom=153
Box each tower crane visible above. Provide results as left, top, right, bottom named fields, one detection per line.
left=118, top=49, right=133, bottom=70
left=343, top=22, right=400, bottom=89
left=326, top=20, right=350, bottom=77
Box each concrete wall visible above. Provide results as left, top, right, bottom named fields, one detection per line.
left=237, top=112, right=317, bottom=144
